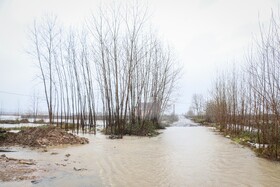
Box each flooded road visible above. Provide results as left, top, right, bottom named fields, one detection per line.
left=2, top=116, right=280, bottom=186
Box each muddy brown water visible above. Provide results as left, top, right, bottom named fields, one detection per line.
left=2, top=116, right=280, bottom=187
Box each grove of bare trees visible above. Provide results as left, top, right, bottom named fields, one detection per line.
left=203, top=12, right=280, bottom=160
left=190, top=94, right=204, bottom=118
left=29, top=3, right=180, bottom=136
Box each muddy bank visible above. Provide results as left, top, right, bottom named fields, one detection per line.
left=0, top=126, right=89, bottom=147
left=0, top=126, right=89, bottom=183
left=0, top=154, right=38, bottom=182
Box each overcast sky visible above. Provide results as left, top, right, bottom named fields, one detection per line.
left=0, top=0, right=278, bottom=114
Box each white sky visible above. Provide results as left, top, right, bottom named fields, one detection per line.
left=0, top=0, right=278, bottom=114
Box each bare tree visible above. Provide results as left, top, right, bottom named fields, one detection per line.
left=29, top=15, right=61, bottom=125
left=87, top=2, right=180, bottom=135
left=191, top=94, right=205, bottom=117
left=30, top=91, right=40, bottom=122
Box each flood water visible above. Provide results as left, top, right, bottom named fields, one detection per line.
left=2, top=116, right=280, bottom=186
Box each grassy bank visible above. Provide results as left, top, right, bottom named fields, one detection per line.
left=191, top=117, right=280, bottom=161
left=102, top=115, right=178, bottom=137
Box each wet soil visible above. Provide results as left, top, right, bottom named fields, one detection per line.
left=0, top=154, right=37, bottom=182
left=0, top=126, right=89, bottom=183
left=0, top=126, right=89, bottom=147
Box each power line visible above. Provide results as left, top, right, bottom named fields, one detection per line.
left=0, top=90, right=43, bottom=98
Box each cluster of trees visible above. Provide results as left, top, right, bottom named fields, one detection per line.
left=29, top=3, right=179, bottom=135
left=30, top=15, right=97, bottom=132
left=204, top=12, right=280, bottom=159
left=187, top=94, right=204, bottom=118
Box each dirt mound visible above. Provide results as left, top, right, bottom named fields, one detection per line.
left=0, top=126, right=89, bottom=147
